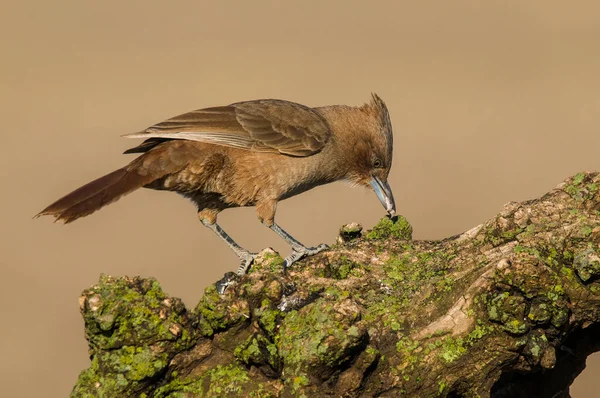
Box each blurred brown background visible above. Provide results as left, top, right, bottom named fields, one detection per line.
left=1, top=1, right=599, bottom=396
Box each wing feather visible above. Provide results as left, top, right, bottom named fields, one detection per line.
left=123, top=99, right=330, bottom=157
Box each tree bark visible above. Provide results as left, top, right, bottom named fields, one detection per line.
left=72, top=172, right=600, bottom=397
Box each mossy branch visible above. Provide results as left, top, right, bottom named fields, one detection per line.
left=72, top=172, right=600, bottom=398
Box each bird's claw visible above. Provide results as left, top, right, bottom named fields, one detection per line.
left=236, top=252, right=258, bottom=276
left=216, top=253, right=258, bottom=295
left=283, top=244, right=329, bottom=273
left=313, top=243, right=330, bottom=252
left=216, top=271, right=239, bottom=295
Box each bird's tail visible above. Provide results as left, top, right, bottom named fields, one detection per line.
left=35, top=166, right=158, bottom=224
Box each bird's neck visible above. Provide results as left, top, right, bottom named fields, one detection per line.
left=315, top=105, right=366, bottom=179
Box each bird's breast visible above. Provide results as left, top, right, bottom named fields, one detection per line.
left=232, top=151, right=333, bottom=203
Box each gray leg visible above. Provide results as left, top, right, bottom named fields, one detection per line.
left=201, top=220, right=257, bottom=275
left=269, top=222, right=329, bottom=272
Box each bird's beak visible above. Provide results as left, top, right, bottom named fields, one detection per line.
left=370, top=176, right=396, bottom=217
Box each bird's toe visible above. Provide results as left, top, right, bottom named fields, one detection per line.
left=315, top=243, right=329, bottom=252
left=305, top=243, right=329, bottom=256
left=216, top=253, right=257, bottom=294
left=282, top=244, right=329, bottom=274
left=236, top=252, right=258, bottom=275
left=216, top=271, right=239, bottom=294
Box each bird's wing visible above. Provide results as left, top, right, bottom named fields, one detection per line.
left=123, top=99, right=331, bottom=157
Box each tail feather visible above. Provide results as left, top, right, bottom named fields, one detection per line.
left=35, top=167, right=156, bottom=224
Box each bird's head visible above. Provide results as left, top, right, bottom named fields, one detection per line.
left=332, top=94, right=396, bottom=217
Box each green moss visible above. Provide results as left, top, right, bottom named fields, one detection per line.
left=81, top=275, right=193, bottom=351
left=278, top=299, right=365, bottom=377
left=573, top=248, right=600, bottom=282
left=564, top=173, right=599, bottom=201
left=361, top=244, right=457, bottom=332
left=235, top=335, right=263, bottom=363
left=365, top=346, right=380, bottom=357
left=154, top=364, right=253, bottom=398
left=527, top=301, right=551, bottom=324
left=436, top=277, right=455, bottom=292
left=580, top=225, right=594, bottom=238
left=248, top=384, right=277, bottom=398
left=396, top=337, right=420, bottom=355
left=543, top=246, right=560, bottom=267
left=102, top=346, right=168, bottom=381
left=71, top=362, right=110, bottom=397
left=73, top=276, right=195, bottom=397
left=522, top=333, right=552, bottom=365
left=72, top=345, right=169, bottom=397
left=328, top=256, right=365, bottom=279
left=485, top=225, right=524, bottom=247
left=262, top=280, right=284, bottom=302
left=520, top=224, right=537, bottom=239
left=440, top=337, right=466, bottom=363
left=502, top=319, right=529, bottom=335
left=561, top=266, right=577, bottom=281
left=153, top=376, right=197, bottom=397
left=204, top=364, right=250, bottom=395
left=394, top=337, right=421, bottom=371
left=488, top=305, right=498, bottom=321
left=438, top=380, right=447, bottom=395
left=292, top=375, right=310, bottom=393
left=195, top=284, right=249, bottom=337
left=363, top=294, right=407, bottom=330
left=250, top=251, right=285, bottom=274
left=551, top=307, right=569, bottom=328
left=514, top=245, right=541, bottom=259
left=486, top=292, right=529, bottom=335
left=530, top=342, right=541, bottom=358
left=466, top=323, right=494, bottom=343
left=256, top=303, right=282, bottom=338
left=546, top=284, right=565, bottom=301
left=382, top=250, right=451, bottom=295
left=573, top=172, right=586, bottom=185
left=234, top=333, right=279, bottom=370
left=366, top=216, right=413, bottom=240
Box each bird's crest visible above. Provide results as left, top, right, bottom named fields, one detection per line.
left=364, top=93, right=393, bottom=160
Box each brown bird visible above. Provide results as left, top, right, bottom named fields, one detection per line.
left=36, top=94, right=396, bottom=274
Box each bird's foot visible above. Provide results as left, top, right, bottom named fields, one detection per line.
left=215, top=253, right=258, bottom=295
left=283, top=244, right=329, bottom=273
left=236, top=251, right=259, bottom=276
left=216, top=272, right=239, bottom=295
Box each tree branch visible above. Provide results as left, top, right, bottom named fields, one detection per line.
left=71, top=172, right=600, bottom=398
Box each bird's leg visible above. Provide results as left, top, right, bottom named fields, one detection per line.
left=202, top=221, right=258, bottom=274
left=269, top=222, right=329, bottom=272
left=199, top=210, right=257, bottom=275
left=256, top=199, right=328, bottom=273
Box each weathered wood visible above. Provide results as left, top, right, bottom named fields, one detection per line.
left=72, top=172, right=600, bottom=397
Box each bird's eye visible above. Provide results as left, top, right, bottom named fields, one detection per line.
left=373, top=158, right=383, bottom=168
